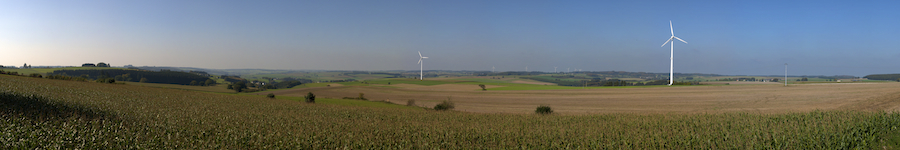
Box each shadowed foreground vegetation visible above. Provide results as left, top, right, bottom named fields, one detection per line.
left=2, top=75, right=899, bottom=149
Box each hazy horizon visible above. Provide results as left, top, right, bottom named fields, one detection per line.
left=3, top=1, right=899, bottom=76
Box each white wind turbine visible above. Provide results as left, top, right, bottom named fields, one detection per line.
left=417, top=51, right=428, bottom=80
left=660, top=20, right=688, bottom=86
left=492, top=66, right=495, bottom=72
left=554, top=67, right=557, bottom=73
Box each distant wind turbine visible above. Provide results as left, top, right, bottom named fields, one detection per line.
left=417, top=51, right=428, bottom=80
left=492, top=66, right=495, bottom=72
left=554, top=67, right=557, bottom=73
left=660, top=20, right=688, bottom=86
left=525, top=66, right=528, bottom=72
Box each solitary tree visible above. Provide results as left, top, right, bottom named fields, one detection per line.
left=478, top=84, right=486, bottom=91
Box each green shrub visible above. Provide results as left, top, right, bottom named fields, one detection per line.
left=96, top=78, right=115, bottom=84
left=266, top=93, right=275, bottom=99
left=407, top=99, right=416, bottom=106
left=304, top=92, right=315, bottom=103
left=358, top=93, right=367, bottom=100
left=29, top=73, right=42, bottom=78
left=535, top=105, right=553, bottom=114
left=434, top=101, right=455, bottom=111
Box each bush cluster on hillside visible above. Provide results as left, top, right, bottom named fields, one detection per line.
left=95, top=78, right=115, bottom=84
left=343, top=93, right=368, bottom=100
left=433, top=101, right=455, bottom=111
left=535, top=105, right=553, bottom=114
left=188, top=79, right=217, bottom=86
left=228, top=81, right=248, bottom=92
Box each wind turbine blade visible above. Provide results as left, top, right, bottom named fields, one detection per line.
left=418, top=58, right=422, bottom=64
left=670, top=20, right=674, bottom=36
left=674, top=36, right=688, bottom=44
left=661, top=37, right=673, bottom=47
left=418, top=51, right=422, bottom=58
left=422, top=57, right=428, bottom=59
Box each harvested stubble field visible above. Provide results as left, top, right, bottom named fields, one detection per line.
left=2, top=75, right=900, bottom=149
left=264, top=80, right=900, bottom=114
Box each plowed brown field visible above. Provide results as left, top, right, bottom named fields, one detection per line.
left=257, top=83, right=900, bottom=114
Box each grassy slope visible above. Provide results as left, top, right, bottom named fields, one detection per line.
left=2, top=75, right=900, bottom=149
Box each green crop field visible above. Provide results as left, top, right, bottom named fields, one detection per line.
left=2, top=74, right=900, bottom=149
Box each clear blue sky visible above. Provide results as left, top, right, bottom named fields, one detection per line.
left=2, top=0, right=899, bottom=76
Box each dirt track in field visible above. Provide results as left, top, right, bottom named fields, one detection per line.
left=255, top=82, right=900, bottom=114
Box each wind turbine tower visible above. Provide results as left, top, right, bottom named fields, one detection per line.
left=784, top=63, right=788, bottom=86
left=492, top=66, right=495, bottom=72
left=660, top=20, right=688, bottom=86
left=417, top=51, right=428, bottom=80
left=554, top=67, right=557, bottom=73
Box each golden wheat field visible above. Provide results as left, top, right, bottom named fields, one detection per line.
left=2, top=75, right=900, bottom=149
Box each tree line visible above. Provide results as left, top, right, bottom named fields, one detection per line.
left=49, top=69, right=210, bottom=85
left=864, top=74, right=900, bottom=81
